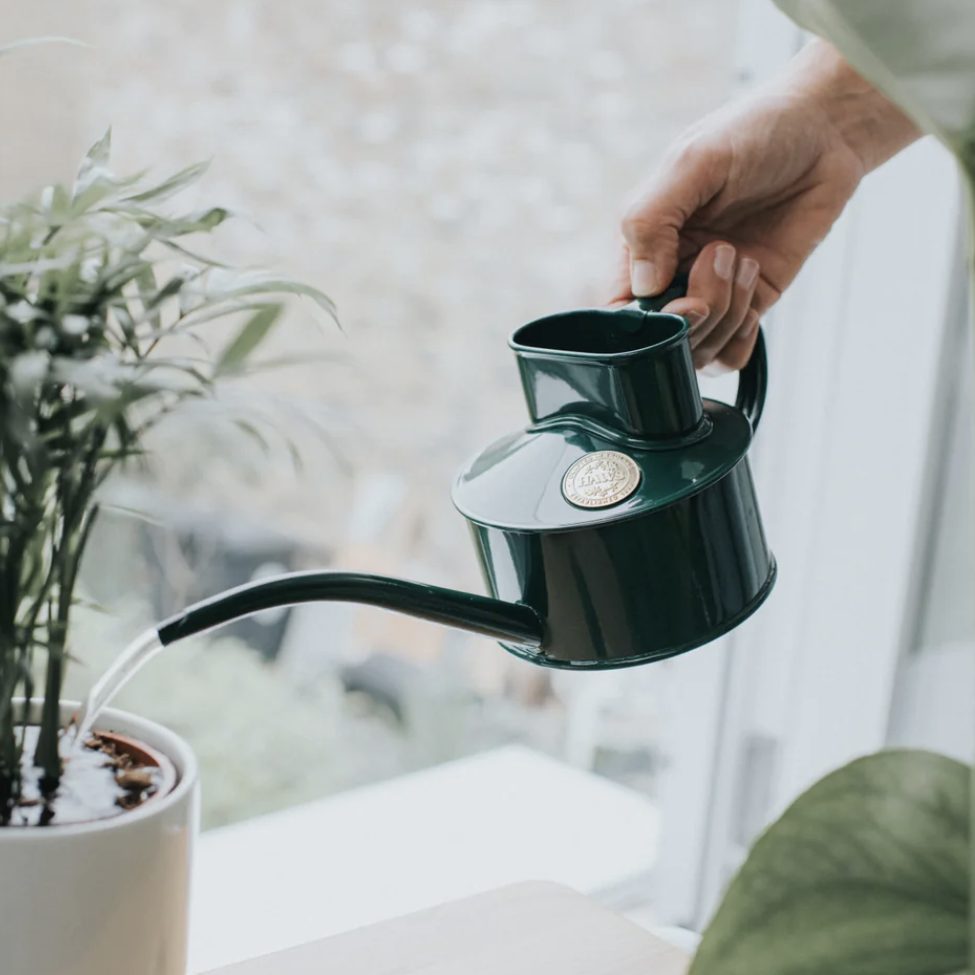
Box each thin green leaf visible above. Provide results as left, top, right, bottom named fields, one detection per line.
left=134, top=265, right=161, bottom=333
left=143, top=274, right=187, bottom=310
left=127, top=206, right=231, bottom=237
left=175, top=298, right=277, bottom=329
left=70, top=129, right=123, bottom=212
left=215, top=303, right=281, bottom=374
left=104, top=205, right=230, bottom=240
left=231, top=418, right=273, bottom=453
left=0, top=36, right=88, bottom=57
left=229, top=350, right=340, bottom=373
left=0, top=255, right=81, bottom=277
left=156, top=236, right=232, bottom=268
left=196, top=272, right=338, bottom=323
left=78, top=128, right=111, bottom=178
left=122, top=161, right=210, bottom=205
left=97, top=502, right=163, bottom=527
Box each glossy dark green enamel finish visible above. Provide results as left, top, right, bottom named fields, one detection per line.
left=467, top=461, right=775, bottom=668
left=452, top=293, right=774, bottom=669
left=513, top=307, right=705, bottom=439
left=157, top=571, right=544, bottom=648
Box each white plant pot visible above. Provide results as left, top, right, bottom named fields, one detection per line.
left=0, top=702, right=199, bottom=975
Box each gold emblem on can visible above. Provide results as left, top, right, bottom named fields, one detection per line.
left=562, top=451, right=641, bottom=509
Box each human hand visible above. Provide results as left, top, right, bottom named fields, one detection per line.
left=610, top=40, right=920, bottom=369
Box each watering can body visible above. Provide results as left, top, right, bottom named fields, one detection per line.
left=453, top=289, right=775, bottom=668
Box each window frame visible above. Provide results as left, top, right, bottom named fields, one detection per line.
left=652, top=2, right=966, bottom=926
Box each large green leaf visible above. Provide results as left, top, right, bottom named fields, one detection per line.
left=690, top=749, right=969, bottom=975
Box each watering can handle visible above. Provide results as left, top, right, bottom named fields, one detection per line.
left=635, top=272, right=767, bottom=433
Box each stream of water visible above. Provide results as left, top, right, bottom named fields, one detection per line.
left=71, top=628, right=165, bottom=747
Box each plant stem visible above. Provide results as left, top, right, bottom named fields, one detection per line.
left=34, top=641, right=62, bottom=791
left=0, top=676, right=18, bottom=823
left=33, top=407, right=105, bottom=787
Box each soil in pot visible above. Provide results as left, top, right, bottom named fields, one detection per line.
left=2, top=726, right=178, bottom=828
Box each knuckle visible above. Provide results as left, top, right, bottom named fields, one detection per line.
left=696, top=346, right=717, bottom=367
left=665, top=134, right=705, bottom=170
left=727, top=299, right=750, bottom=329
left=719, top=332, right=757, bottom=370
left=712, top=288, right=734, bottom=319
left=620, top=207, right=659, bottom=243
left=720, top=346, right=750, bottom=370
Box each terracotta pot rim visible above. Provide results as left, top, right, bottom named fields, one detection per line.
left=0, top=700, right=197, bottom=839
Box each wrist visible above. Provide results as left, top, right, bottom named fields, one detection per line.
left=784, top=39, right=921, bottom=173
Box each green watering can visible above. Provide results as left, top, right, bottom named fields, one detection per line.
left=77, top=279, right=776, bottom=737
left=153, top=277, right=775, bottom=670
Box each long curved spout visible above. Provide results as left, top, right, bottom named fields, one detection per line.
left=72, top=572, right=546, bottom=745
left=157, top=571, right=545, bottom=648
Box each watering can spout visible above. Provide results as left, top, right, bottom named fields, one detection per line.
left=155, top=571, right=546, bottom=649
left=73, top=571, right=546, bottom=745
left=74, top=571, right=545, bottom=747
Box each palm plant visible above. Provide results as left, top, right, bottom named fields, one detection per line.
left=0, top=131, right=333, bottom=820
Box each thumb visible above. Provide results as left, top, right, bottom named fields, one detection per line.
left=621, top=148, right=713, bottom=297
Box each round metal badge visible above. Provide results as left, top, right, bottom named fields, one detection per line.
left=561, top=451, right=641, bottom=509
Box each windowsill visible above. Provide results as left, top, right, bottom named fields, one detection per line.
left=191, top=745, right=660, bottom=973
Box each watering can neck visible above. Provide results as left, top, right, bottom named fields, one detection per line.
left=509, top=273, right=766, bottom=442
left=510, top=304, right=705, bottom=443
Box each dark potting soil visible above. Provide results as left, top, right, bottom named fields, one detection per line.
left=3, top=726, right=163, bottom=827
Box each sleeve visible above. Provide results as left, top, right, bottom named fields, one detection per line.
left=772, top=0, right=975, bottom=169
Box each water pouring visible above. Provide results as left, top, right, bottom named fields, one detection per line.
left=75, top=277, right=774, bottom=738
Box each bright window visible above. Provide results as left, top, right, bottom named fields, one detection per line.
left=3, top=0, right=744, bottom=845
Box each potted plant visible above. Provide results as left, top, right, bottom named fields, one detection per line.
left=0, top=130, right=333, bottom=975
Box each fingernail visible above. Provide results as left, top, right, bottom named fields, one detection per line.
left=630, top=259, right=661, bottom=296
left=701, top=361, right=732, bottom=377
left=743, top=313, right=760, bottom=336
left=736, top=257, right=759, bottom=289
left=713, top=244, right=735, bottom=280
left=683, top=308, right=708, bottom=328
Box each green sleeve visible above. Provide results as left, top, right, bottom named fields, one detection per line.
left=773, top=0, right=975, bottom=172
